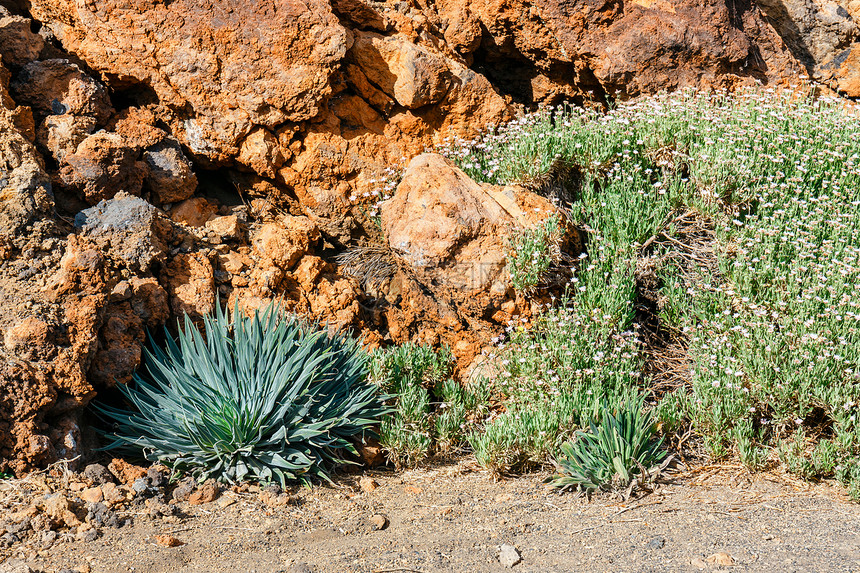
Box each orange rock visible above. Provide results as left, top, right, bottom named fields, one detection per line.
left=351, top=31, right=453, bottom=109
left=833, top=44, right=860, bottom=98
left=205, top=215, right=243, bottom=241
left=188, top=482, right=220, bottom=505
left=108, top=458, right=148, bottom=485
left=154, top=534, right=184, bottom=547
left=42, top=493, right=82, bottom=527
left=161, top=252, right=216, bottom=318
left=252, top=217, right=319, bottom=271
left=359, top=476, right=378, bottom=492
left=100, top=482, right=128, bottom=506
left=170, top=197, right=218, bottom=227
left=236, top=128, right=285, bottom=179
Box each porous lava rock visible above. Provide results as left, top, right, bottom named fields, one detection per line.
left=74, top=191, right=172, bottom=272
left=0, top=6, right=45, bottom=68
left=0, top=62, right=54, bottom=242
left=10, top=59, right=112, bottom=124
left=379, top=153, right=578, bottom=368
left=58, top=131, right=146, bottom=204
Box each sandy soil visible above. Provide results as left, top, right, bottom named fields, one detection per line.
left=4, top=461, right=859, bottom=573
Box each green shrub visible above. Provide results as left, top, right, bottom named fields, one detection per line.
left=548, top=395, right=666, bottom=493
left=95, top=303, right=388, bottom=486
left=507, top=214, right=563, bottom=292
left=441, top=88, right=860, bottom=497
left=370, top=343, right=489, bottom=467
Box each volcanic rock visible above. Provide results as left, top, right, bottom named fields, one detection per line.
left=161, top=251, right=216, bottom=319
left=350, top=31, right=454, bottom=109
left=0, top=61, right=54, bottom=241
left=10, top=59, right=112, bottom=123
left=0, top=7, right=45, bottom=67
left=58, top=132, right=146, bottom=204
left=143, top=139, right=198, bottom=205
left=37, top=113, right=97, bottom=162
left=74, top=192, right=170, bottom=272
left=380, top=153, right=576, bottom=366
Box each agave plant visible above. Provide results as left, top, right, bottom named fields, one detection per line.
left=95, top=303, right=388, bottom=485
left=548, top=395, right=667, bottom=493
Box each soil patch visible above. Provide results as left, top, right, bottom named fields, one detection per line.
left=4, top=461, right=858, bottom=573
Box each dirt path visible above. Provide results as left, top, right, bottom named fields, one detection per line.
left=5, top=462, right=860, bottom=573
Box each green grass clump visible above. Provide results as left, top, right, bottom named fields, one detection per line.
left=95, top=304, right=388, bottom=486
left=370, top=343, right=489, bottom=468
left=548, top=395, right=666, bottom=493
left=441, top=88, right=860, bottom=497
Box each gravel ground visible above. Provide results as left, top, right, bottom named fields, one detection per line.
left=4, top=461, right=859, bottom=573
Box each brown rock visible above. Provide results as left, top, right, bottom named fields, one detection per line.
left=380, top=153, right=571, bottom=366
left=252, top=217, right=320, bottom=271
left=88, top=277, right=168, bottom=386
left=350, top=31, right=454, bottom=109
left=88, top=316, right=142, bottom=387
left=80, top=487, right=103, bottom=504
left=331, top=0, right=387, bottom=31
left=36, top=114, right=97, bottom=162
left=0, top=8, right=45, bottom=67
left=368, top=513, right=388, bottom=531
left=384, top=154, right=561, bottom=294
left=128, top=277, right=171, bottom=327
left=236, top=128, right=285, bottom=179
left=100, top=482, right=127, bottom=506
left=154, top=534, right=184, bottom=547
left=4, top=317, right=54, bottom=361
left=359, top=476, right=378, bottom=492
left=356, top=438, right=386, bottom=467
left=205, top=215, right=243, bottom=241
left=188, top=481, right=220, bottom=505
left=108, top=458, right=148, bottom=485
left=170, top=197, right=219, bottom=227
left=831, top=44, right=860, bottom=97
left=59, top=132, right=145, bottom=204
left=757, top=0, right=857, bottom=73
left=705, top=552, right=735, bottom=566
left=171, top=480, right=194, bottom=503
left=42, top=493, right=81, bottom=527
left=10, top=59, right=112, bottom=122
left=0, top=62, right=54, bottom=239
left=28, top=0, right=349, bottom=161
left=82, top=463, right=114, bottom=485
left=216, top=496, right=236, bottom=509
left=143, top=139, right=198, bottom=204
left=293, top=256, right=328, bottom=291
left=218, top=250, right=253, bottom=275
left=161, top=252, right=216, bottom=318
left=0, top=228, right=109, bottom=474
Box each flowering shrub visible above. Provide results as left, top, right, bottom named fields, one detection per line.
left=507, top=214, right=563, bottom=292
left=443, top=89, right=860, bottom=497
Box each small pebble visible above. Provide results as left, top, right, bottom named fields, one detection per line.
left=499, top=544, right=521, bottom=568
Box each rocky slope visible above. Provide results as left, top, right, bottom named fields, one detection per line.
left=0, top=0, right=857, bottom=472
